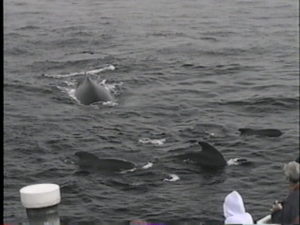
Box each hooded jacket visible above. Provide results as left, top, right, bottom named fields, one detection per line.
left=223, top=191, right=254, bottom=224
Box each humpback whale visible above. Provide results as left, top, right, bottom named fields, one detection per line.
left=238, top=128, right=283, bottom=137
left=175, top=142, right=227, bottom=168
left=75, top=75, right=113, bottom=105
left=75, top=151, right=136, bottom=173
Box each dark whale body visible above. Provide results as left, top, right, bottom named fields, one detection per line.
left=239, top=128, right=283, bottom=137
left=175, top=142, right=227, bottom=169
left=75, top=151, right=135, bottom=173
left=75, top=76, right=113, bottom=105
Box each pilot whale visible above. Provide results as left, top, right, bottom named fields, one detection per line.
left=238, top=128, right=283, bottom=137
left=75, top=151, right=136, bottom=173
left=174, top=142, right=227, bottom=168
left=174, top=141, right=250, bottom=169
left=75, top=75, right=113, bottom=105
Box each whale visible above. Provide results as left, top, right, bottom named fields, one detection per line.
left=174, top=142, right=228, bottom=169
left=75, top=75, right=113, bottom=105
left=74, top=151, right=136, bottom=173
left=238, top=128, right=283, bottom=137
left=173, top=141, right=251, bottom=169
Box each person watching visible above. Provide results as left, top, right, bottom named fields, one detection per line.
left=271, top=160, right=300, bottom=224
left=223, top=190, right=254, bottom=224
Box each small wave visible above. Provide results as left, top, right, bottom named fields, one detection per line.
left=85, top=65, right=115, bottom=74
left=102, top=101, right=118, bottom=106
left=63, top=159, right=75, bottom=165
left=204, top=131, right=216, bottom=137
left=63, top=81, right=74, bottom=86
left=4, top=82, right=53, bottom=95
left=224, top=96, right=299, bottom=106
left=179, top=123, right=228, bottom=139
left=142, top=162, right=153, bottom=169
left=17, top=25, right=41, bottom=30
left=220, top=96, right=299, bottom=111
left=163, top=174, right=180, bottom=182
left=200, top=37, right=218, bottom=42
left=138, top=138, right=166, bottom=146
left=5, top=47, right=31, bottom=56
left=101, top=80, right=124, bottom=95
left=120, top=168, right=137, bottom=174
left=42, top=65, right=115, bottom=78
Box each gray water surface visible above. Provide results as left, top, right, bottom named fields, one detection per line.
left=4, top=0, right=299, bottom=224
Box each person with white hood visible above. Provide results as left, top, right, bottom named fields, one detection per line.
left=223, top=190, right=254, bottom=224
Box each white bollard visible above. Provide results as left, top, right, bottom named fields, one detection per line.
left=20, top=183, right=61, bottom=225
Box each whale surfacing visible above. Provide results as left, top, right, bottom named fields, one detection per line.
left=175, top=141, right=227, bottom=169
left=75, top=76, right=113, bottom=105
left=75, top=151, right=136, bottom=173
left=238, top=128, right=283, bottom=137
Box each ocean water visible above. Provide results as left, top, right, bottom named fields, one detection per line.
left=4, top=0, right=299, bottom=224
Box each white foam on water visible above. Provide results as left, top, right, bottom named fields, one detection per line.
left=43, top=64, right=115, bottom=78
left=138, top=138, right=166, bottom=146
left=163, top=174, right=180, bottom=182
left=56, top=85, right=78, bottom=103
left=63, top=159, right=75, bottom=165
left=63, top=87, right=118, bottom=106
left=102, top=101, right=118, bottom=106
left=65, top=87, right=79, bottom=103
left=120, top=167, right=137, bottom=174
left=142, top=162, right=153, bottom=169
left=63, top=80, right=74, bottom=86
left=227, top=158, right=248, bottom=166
left=43, top=71, right=85, bottom=78
left=102, top=81, right=124, bottom=95
left=86, top=65, right=115, bottom=75
left=208, top=132, right=216, bottom=137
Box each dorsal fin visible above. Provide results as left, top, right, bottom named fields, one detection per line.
left=198, top=141, right=226, bottom=165
left=198, top=141, right=219, bottom=153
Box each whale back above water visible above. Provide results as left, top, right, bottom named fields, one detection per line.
left=238, top=128, right=283, bottom=137
left=175, top=141, right=227, bottom=169
left=75, top=75, right=113, bottom=105
left=75, top=151, right=136, bottom=173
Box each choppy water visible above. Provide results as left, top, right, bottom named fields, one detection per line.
left=4, top=0, right=299, bottom=224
